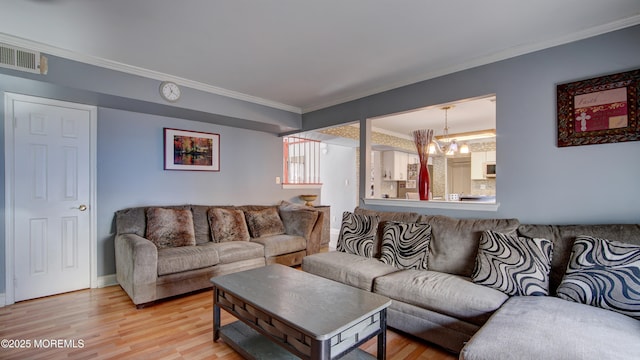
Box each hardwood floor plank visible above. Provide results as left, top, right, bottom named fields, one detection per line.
left=0, top=286, right=456, bottom=360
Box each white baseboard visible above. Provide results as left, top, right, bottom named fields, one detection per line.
left=97, top=274, right=118, bottom=288
left=0, top=276, right=117, bottom=307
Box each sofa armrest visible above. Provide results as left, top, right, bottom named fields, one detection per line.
left=306, top=210, right=324, bottom=255
left=279, top=207, right=323, bottom=255
left=115, top=233, right=158, bottom=305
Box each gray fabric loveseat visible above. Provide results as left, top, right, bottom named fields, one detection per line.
left=115, top=203, right=322, bottom=307
left=302, top=207, right=640, bottom=359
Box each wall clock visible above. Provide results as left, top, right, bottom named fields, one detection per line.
left=159, top=81, right=181, bottom=102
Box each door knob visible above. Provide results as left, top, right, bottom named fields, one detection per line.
left=78, top=205, right=88, bottom=211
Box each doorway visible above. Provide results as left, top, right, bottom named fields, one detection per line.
left=4, top=93, right=97, bottom=304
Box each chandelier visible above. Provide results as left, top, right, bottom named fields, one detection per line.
left=429, top=105, right=469, bottom=155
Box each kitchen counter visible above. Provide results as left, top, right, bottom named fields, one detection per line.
left=363, top=197, right=499, bottom=212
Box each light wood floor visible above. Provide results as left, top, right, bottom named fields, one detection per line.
left=0, top=286, right=457, bottom=360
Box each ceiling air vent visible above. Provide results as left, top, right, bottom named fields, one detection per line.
left=0, top=43, right=41, bottom=74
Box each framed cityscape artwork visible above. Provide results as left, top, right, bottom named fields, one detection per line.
left=557, top=68, right=639, bottom=147
left=164, top=128, right=220, bottom=171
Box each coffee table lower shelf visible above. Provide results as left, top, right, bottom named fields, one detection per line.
left=220, top=321, right=377, bottom=360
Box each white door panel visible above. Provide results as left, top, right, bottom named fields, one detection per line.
left=10, top=97, right=93, bottom=302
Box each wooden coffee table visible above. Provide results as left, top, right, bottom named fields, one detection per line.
left=211, top=264, right=391, bottom=360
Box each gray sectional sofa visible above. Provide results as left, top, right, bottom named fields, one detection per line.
left=302, top=207, right=640, bottom=359
left=115, top=203, right=323, bottom=307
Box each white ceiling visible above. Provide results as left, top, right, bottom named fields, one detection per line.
left=1, top=1, right=639, bottom=115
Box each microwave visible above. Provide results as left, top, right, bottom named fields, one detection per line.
left=484, top=162, right=496, bottom=178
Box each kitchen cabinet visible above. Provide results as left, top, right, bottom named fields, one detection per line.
left=485, top=150, right=496, bottom=162
left=471, top=152, right=485, bottom=180
left=471, top=150, right=496, bottom=180
left=383, top=151, right=409, bottom=181
left=382, top=151, right=426, bottom=181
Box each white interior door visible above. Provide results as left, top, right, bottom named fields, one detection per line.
left=6, top=94, right=96, bottom=302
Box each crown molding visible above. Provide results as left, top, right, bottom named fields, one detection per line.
left=0, top=33, right=302, bottom=114
left=302, top=15, right=640, bottom=113
left=3, top=13, right=639, bottom=116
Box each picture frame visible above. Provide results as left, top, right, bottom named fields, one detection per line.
left=557, top=68, right=639, bottom=147
left=164, top=128, right=220, bottom=171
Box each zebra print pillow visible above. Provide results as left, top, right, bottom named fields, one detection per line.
left=557, top=236, right=640, bottom=320
left=380, top=222, right=431, bottom=270
left=472, top=230, right=553, bottom=296
left=336, top=212, right=379, bottom=258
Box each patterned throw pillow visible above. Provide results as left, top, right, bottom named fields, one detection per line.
left=379, top=222, right=431, bottom=270
left=145, top=208, right=196, bottom=248
left=244, top=208, right=286, bottom=238
left=207, top=208, right=250, bottom=242
left=336, top=212, right=379, bottom=258
left=472, top=230, right=553, bottom=296
left=557, top=236, right=640, bottom=320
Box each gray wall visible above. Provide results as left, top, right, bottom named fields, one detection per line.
left=1, top=102, right=317, bottom=292
left=0, top=59, right=311, bottom=294
left=0, top=93, right=4, bottom=295
left=97, top=108, right=315, bottom=277
left=319, top=143, right=358, bottom=229
left=303, top=25, right=640, bottom=225
left=2, top=25, right=640, bottom=295
left=0, top=55, right=301, bottom=134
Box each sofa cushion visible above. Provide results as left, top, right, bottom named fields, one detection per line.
left=557, top=235, right=640, bottom=320
left=516, top=223, right=640, bottom=295
left=116, top=205, right=191, bottom=238
left=472, top=230, right=553, bottom=296
left=380, top=222, right=431, bottom=270
left=460, top=296, right=640, bottom=360
left=302, top=251, right=398, bottom=291
left=208, top=208, right=251, bottom=242
left=206, top=241, right=265, bottom=264
left=336, top=211, right=379, bottom=258
left=251, top=234, right=306, bottom=257
left=374, top=270, right=508, bottom=326
left=244, top=207, right=286, bottom=237
left=421, top=215, right=520, bottom=277
left=145, top=208, right=196, bottom=248
left=157, top=244, right=220, bottom=276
